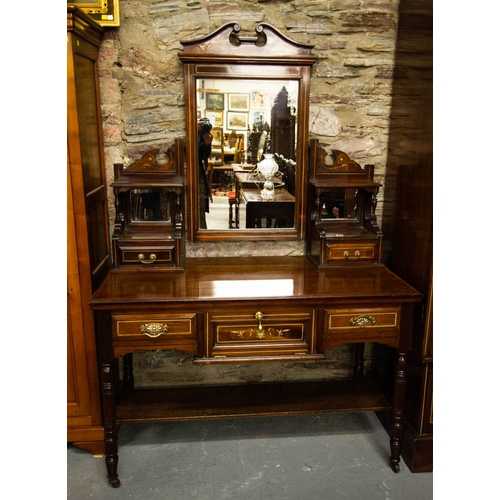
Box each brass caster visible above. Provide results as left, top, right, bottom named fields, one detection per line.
left=108, top=477, right=121, bottom=488
left=390, top=461, right=400, bottom=473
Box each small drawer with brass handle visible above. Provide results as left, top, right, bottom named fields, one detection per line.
left=121, top=249, right=173, bottom=265
left=323, top=307, right=401, bottom=349
left=326, top=308, right=399, bottom=331
left=323, top=307, right=401, bottom=348
left=324, top=242, right=378, bottom=264
left=112, top=313, right=196, bottom=342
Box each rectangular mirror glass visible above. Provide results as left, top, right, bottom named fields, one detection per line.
left=197, top=78, right=299, bottom=231
left=130, top=188, right=172, bottom=222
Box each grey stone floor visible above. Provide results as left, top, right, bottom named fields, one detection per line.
left=67, top=411, right=432, bottom=500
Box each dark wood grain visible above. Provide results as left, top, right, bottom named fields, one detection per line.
left=91, top=255, right=421, bottom=485
left=91, top=257, right=421, bottom=307
left=116, top=378, right=392, bottom=422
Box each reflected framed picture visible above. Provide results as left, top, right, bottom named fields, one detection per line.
left=227, top=112, right=248, bottom=130
left=252, top=110, right=265, bottom=126
left=228, top=93, right=250, bottom=112
left=205, top=93, right=225, bottom=110
left=205, top=110, right=223, bottom=128
left=251, top=90, right=266, bottom=109
left=211, top=127, right=223, bottom=146
left=69, top=0, right=120, bottom=27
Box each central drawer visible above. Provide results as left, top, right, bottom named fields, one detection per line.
left=207, top=310, right=315, bottom=359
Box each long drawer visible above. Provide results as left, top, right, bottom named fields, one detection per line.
left=206, top=309, right=316, bottom=359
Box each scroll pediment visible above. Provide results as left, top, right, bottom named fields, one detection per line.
left=179, top=22, right=316, bottom=64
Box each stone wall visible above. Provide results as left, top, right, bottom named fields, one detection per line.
left=98, top=0, right=400, bottom=258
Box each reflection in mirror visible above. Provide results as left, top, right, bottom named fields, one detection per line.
left=130, top=189, right=172, bottom=222
left=197, top=79, right=299, bottom=231
left=179, top=21, right=317, bottom=241
left=318, top=188, right=359, bottom=220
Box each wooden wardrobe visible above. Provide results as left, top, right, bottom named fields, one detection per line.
left=67, top=5, right=112, bottom=455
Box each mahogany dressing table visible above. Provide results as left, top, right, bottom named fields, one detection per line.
left=91, top=257, right=421, bottom=487
left=90, top=22, right=422, bottom=487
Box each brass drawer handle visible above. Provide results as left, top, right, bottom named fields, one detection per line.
left=140, top=322, right=169, bottom=337
left=349, top=315, right=376, bottom=327
left=138, top=253, right=157, bottom=264
left=255, top=311, right=264, bottom=334
left=343, top=250, right=361, bottom=261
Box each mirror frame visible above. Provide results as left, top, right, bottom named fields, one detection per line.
left=179, top=22, right=317, bottom=242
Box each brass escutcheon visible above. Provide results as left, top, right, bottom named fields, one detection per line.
left=140, top=322, right=169, bottom=337
left=349, top=315, right=376, bottom=328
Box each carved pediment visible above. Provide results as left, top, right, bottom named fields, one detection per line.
left=309, top=140, right=378, bottom=187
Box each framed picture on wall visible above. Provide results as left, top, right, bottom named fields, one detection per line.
left=251, top=110, right=265, bottom=126
left=205, top=110, right=223, bottom=128
left=251, top=90, right=266, bottom=108
left=228, top=93, right=250, bottom=112
left=205, top=93, right=224, bottom=110
left=211, top=127, right=223, bottom=146
left=70, top=0, right=120, bottom=27
left=227, top=112, right=248, bottom=130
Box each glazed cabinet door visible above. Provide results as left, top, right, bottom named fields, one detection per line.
left=67, top=6, right=111, bottom=454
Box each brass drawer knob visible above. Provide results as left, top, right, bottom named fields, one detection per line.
left=349, top=315, right=376, bottom=327
left=140, top=322, right=169, bottom=337
left=343, top=250, right=361, bottom=261
left=138, top=253, right=157, bottom=264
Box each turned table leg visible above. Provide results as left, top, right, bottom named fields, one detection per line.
left=101, top=361, right=121, bottom=487
left=353, top=343, right=365, bottom=378
left=123, top=353, right=134, bottom=391
left=389, top=349, right=408, bottom=473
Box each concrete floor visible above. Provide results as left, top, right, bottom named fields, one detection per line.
left=67, top=411, right=432, bottom=499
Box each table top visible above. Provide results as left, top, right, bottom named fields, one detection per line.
left=242, top=188, right=295, bottom=203
left=90, top=256, right=422, bottom=308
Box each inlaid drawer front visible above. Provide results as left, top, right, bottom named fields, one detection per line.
left=112, top=313, right=196, bottom=341
left=325, top=308, right=400, bottom=332
left=323, top=307, right=401, bottom=347
left=325, top=242, right=378, bottom=263
left=325, top=307, right=400, bottom=333
left=208, top=311, right=314, bottom=357
left=121, top=249, right=173, bottom=265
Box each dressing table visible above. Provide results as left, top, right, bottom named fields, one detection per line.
left=90, top=22, right=422, bottom=487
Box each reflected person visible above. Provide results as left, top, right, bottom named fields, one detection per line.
left=197, top=118, right=213, bottom=229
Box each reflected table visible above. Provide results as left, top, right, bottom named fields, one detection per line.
left=241, top=188, right=295, bottom=228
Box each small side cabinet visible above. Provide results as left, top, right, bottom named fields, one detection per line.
left=111, top=141, right=185, bottom=271
left=306, top=140, right=383, bottom=268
